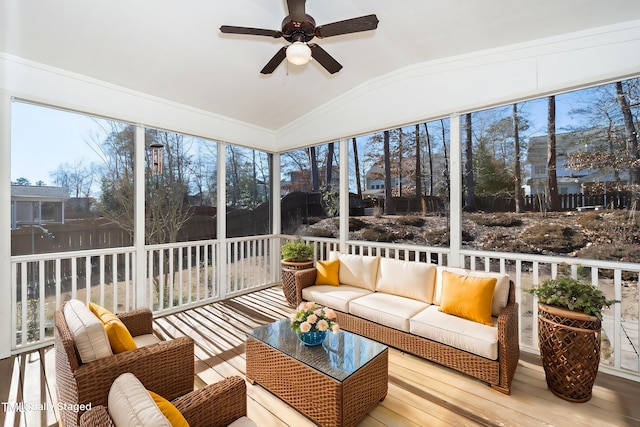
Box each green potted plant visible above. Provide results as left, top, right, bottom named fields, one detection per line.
left=280, top=240, right=314, bottom=307
left=281, top=240, right=314, bottom=262
left=529, top=277, right=617, bottom=403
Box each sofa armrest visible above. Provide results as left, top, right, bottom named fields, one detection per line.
left=117, top=308, right=154, bottom=337
left=71, top=336, right=194, bottom=412
left=174, top=376, right=247, bottom=427
left=79, top=405, right=113, bottom=427
left=293, top=267, right=318, bottom=306
left=496, top=298, right=520, bottom=393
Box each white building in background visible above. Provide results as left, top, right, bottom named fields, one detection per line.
left=525, top=129, right=630, bottom=196
left=10, top=185, right=69, bottom=229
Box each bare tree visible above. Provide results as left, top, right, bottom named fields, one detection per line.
left=513, top=104, right=524, bottom=213
left=96, top=124, right=194, bottom=245
left=615, top=81, right=640, bottom=191
left=397, top=128, right=403, bottom=197
left=547, top=96, right=560, bottom=211
left=309, top=146, right=319, bottom=191
left=464, top=113, right=477, bottom=211
left=50, top=159, right=97, bottom=197
left=414, top=124, right=422, bottom=197
left=383, top=130, right=395, bottom=214
left=326, top=142, right=335, bottom=189
left=352, top=138, right=362, bottom=197
left=441, top=119, right=450, bottom=202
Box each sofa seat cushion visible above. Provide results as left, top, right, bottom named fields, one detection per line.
left=302, top=285, right=372, bottom=312
left=349, top=293, right=429, bottom=333
left=376, top=258, right=437, bottom=304
left=410, top=306, right=499, bottom=360
left=328, top=251, right=380, bottom=291
left=434, top=267, right=510, bottom=317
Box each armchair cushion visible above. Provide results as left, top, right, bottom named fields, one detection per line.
left=90, top=303, right=137, bottom=353
left=227, top=418, right=256, bottom=427
left=108, top=373, right=172, bottom=427
left=133, top=334, right=162, bottom=347
left=64, top=299, right=113, bottom=363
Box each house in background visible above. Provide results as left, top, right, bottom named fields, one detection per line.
left=10, top=185, right=69, bottom=229
left=525, top=129, right=630, bottom=198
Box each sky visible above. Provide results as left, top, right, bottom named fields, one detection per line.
left=10, top=101, right=106, bottom=186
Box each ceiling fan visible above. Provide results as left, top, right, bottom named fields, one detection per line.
left=220, top=0, right=379, bottom=74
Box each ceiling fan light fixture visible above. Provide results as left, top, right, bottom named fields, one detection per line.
left=286, top=42, right=311, bottom=65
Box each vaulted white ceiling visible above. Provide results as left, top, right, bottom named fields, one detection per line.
left=3, top=0, right=640, bottom=133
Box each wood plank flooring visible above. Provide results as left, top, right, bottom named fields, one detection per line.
left=2, top=285, right=639, bottom=427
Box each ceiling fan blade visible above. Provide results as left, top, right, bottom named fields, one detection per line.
left=315, top=14, right=379, bottom=38
left=286, top=0, right=306, bottom=22
left=220, top=25, right=283, bottom=38
left=260, top=46, right=288, bottom=74
left=309, top=44, right=342, bottom=74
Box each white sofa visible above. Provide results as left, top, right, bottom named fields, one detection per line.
left=293, top=252, right=520, bottom=394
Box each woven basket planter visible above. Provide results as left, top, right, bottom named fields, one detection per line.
left=281, top=259, right=313, bottom=307
left=537, top=304, right=601, bottom=403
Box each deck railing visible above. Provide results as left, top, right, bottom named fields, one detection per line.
left=10, top=234, right=639, bottom=382
left=10, top=235, right=276, bottom=353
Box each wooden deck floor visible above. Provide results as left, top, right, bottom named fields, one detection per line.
left=2, top=285, right=639, bottom=427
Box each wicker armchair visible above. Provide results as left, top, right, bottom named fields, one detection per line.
left=55, top=306, right=195, bottom=427
left=79, top=375, right=249, bottom=427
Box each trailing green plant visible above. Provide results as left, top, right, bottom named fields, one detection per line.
left=281, top=240, right=314, bottom=261
left=528, top=277, right=617, bottom=320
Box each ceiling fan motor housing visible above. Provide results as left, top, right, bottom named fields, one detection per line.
left=282, top=15, right=316, bottom=43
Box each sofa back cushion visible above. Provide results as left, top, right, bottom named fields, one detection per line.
left=63, top=299, right=113, bottom=363
left=434, top=267, right=510, bottom=317
left=328, top=251, right=380, bottom=291
left=375, top=258, right=437, bottom=304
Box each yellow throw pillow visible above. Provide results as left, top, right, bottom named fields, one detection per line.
left=315, top=259, right=340, bottom=286
left=148, top=390, right=190, bottom=427
left=89, top=303, right=137, bottom=353
left=438, top=271, right=497, bottom=326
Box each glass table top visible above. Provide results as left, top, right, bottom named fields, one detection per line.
left=247, top=319, right=388, bottom=382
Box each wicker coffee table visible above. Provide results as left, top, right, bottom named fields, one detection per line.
left=246, top=319, right=388, bottom=427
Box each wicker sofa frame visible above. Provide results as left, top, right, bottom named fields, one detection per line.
left=294, top=267, right=520, bottom=394
left=79, top=375, right=248, bottom=427
left=55, top=306, right=195, bottom=427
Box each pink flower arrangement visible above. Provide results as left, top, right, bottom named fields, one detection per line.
left=290, top=302, right=340, bottom=334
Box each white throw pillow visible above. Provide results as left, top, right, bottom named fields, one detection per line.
left=108, top=373, right=172, bottom=427
left=63, top=299, right=112, bottom=363
left=329, top=251, right=380, bottom=291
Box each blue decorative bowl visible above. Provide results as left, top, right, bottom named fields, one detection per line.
left=297, top=330, right=327, bottom=346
